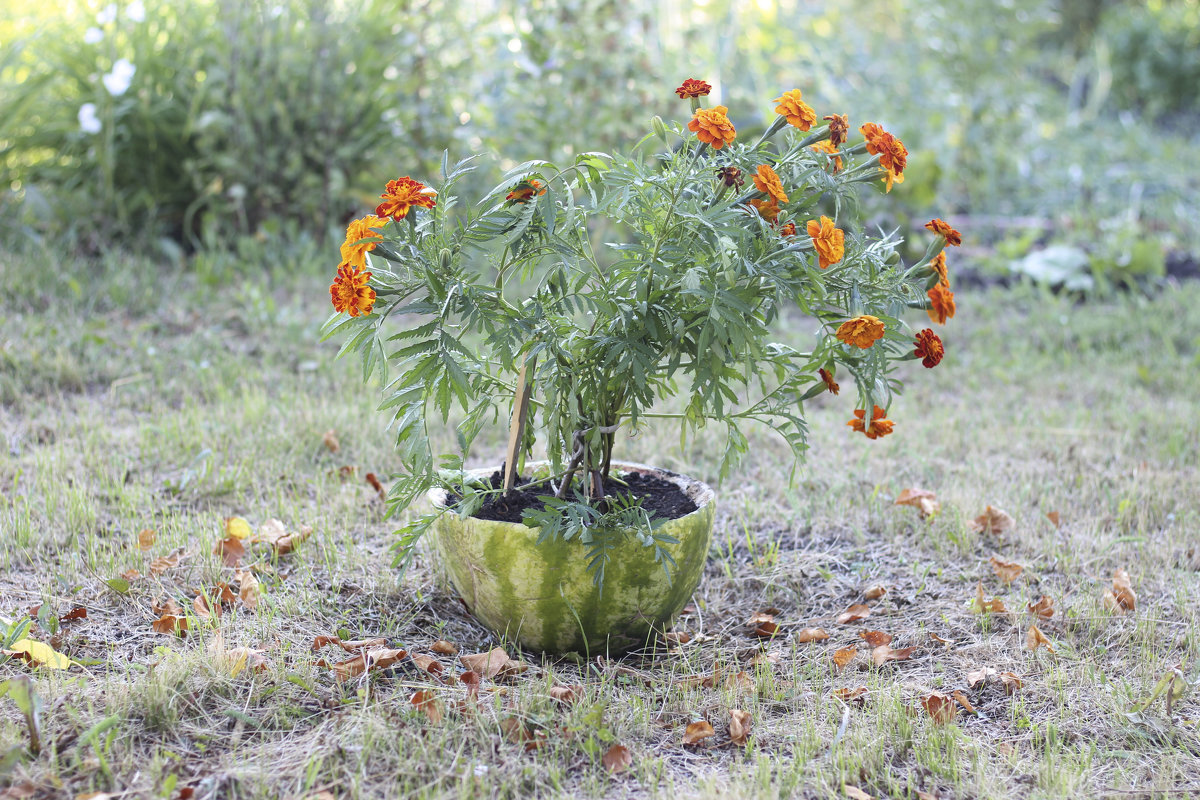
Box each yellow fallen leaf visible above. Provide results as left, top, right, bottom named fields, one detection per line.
left=4, top=639, right=73, bottom=670
left=137, top=529, right=157, bottom=551
left=1025, top=625, right=1055, bottom=653
left=224, top=516, right=252, bottom=540
left=832, top=647, right=857, bottom=670
left=236, top=569, right=261, bottom=610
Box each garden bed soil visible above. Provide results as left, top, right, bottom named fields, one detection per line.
left=458, top=469, right=698, bottom=524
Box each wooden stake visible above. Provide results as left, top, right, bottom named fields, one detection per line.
left=502, top=355, right=536, bottom=493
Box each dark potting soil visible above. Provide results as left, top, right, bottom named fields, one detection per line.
left=458, top=469, right=698, bottom=524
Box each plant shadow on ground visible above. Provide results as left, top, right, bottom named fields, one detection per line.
left=1, top=255, right=1199, bottom=799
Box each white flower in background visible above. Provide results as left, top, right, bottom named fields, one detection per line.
left=96, top=4, right=117, bottom=25
left=78, top=103, right=102, bottom=134
left=84, top=27, right=104, bottom=44
left=102, top=59, right=136, bottom=96
left=126, top=1, right=145, bottom=22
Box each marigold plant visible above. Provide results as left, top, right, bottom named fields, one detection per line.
left=323, top=78, right=962, bottom=575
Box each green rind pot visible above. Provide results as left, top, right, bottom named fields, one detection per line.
left=427, top=461, right=715, bottom=655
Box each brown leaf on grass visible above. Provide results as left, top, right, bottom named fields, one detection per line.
left=1110, top=568, right=1137, bottom=612
left=548, top=684, right=583, bottom=705
left=214, top=537, right=245, bottom=567
left=872, top=645, right=917, bottom=666
left=844, top=786, right=873, bottom=800
left=365, top=472, right=387, bottom=501
left=751, top=621, right=779, bottom=637
left=966, top=667, right=996, bottom=688
left=499, top=717, right=546, bottom=751
left=999, top=672, right=1024, bottom=694
left=968, top=506, right=1015, bottom=536
left=895, top=488, right=940, bottom=518
left=989, top=555, right=1023, bottom=583
left=929, top=633, right=953, bottom=649
left=322, top=430, right=340, bottom=453
left=1027, top=595, right=1055, bottom=620
left=682, top=720, right=715, bottom=746
left=837, top=604, right=871, bottom=624
left=251, top=518, right=315, bottom=555
left=193, top=594, right=220, bottom=621
left=833, top=686, right=868, bottom=704
left=137, top=529, right=157, bottom=551
left=748, top=650, right=781, bottom=666
left=61, top=607, right=87, bottom=622
left=431, top=639, right=458, bottom=656
left=236, top=570, right=260, bottom=610
left=663, top=630, right=691, bottom=645
left=208, top=634, right=266, bottom=677
left=859, top=630, right=892, bottom=648
left=151, top=598, right=184, bottom=617
left=151, top=614, right=187, bottom=636
left=1046, top=511, right=1061, bottom=528
left=602, top=743, right=632, bottom=773
left=410, top=689, right=444, bottom=723
left=459, top=670, right=481, bottom=698
left=747, top=611, right=779, bottom=638
left=972, top=581, right=1007, bottom=613
left=917, top=792, right=939, bottom=800
left=336, top=465, right=357, bottom=480
left=312, top=636, right=389, bottom=652
left=728, top=709, right=752, bottom=746
left=1025, top=625, right=1055, bottom=653
left=148, top=548, right=191, bottom=576
left=459, top=647, right=527, bottom=679
left=410, top=654, right=444, bottom=676
left=121, top=568, right=141, bottom=581
left=796, top=627, right=830, bottom=643
left=863, top=584, right=888, bottom=601
left=832, top=647, right=857, bottom=670
left=952, top=690, right=977, bottom=715
left=322, top=647, right=407, bottom=682
left=921, top=693, right=958, bottom=724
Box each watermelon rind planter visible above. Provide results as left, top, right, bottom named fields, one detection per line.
left=427, top=461, right=715, bottom=655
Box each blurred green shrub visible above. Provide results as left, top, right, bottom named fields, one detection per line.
left=1101, top=1, right=1200, bottom=119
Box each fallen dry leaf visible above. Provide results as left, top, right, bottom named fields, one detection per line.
left=917, top=792, right=939, bottom=800
left=749, top=650, right=781, bottom=666
left=459, top=670, right=481, bottom=698
left=459, top=647, right=527, bottom=679
left=832, top=647, right=857, bottom=670
left=499, top=717, right=545, bottom=751
left=796, top=627, right=829, bottom=643
left=137, top=529, right=157, bottom=551
left=844, top=786, right=873, bottom=800
left=208, top=634, right=266, bottom=677
left=312, top=636, right=388, bottom=652
left=663, top=630, right=691, bottom=645
left=952, top=690, right=977, bottom=715
left=895, top=488, right=940, bottom=518
left=120, top=568, right=141, bottom=581
left=61, top=607, right=87, bottom=622
left=1025, top=625, right=1055, bottom=653
left=966, top=667, right=996, bottom=688
left=224, top=517, right=252, bottom=540
left=1110, top=568, right=1136, bottom=612
left=152, top=598, right=184, bottom=617
left=999, top=672, right=1023, bottom=695
left=365, top=472, right=387, bottom=501
left=872, top=645, right=917, bottom=666
left=833, top=686, right=868, bottom=704
left=929, top=633, right=953, bottom=649
left=921, top=693, right=958, bottom=724
left=728, top=709, right=751, bottom=746
left=548, top=684, right=583, bottom=705
left=148, top=547, right=191, bottom=577
left=837, top=604, right=871, bottom=625
left=236, top=569, right=260, bottom=610
left=859, top=630, right=892, bottom=648
left=863, top=584, right=888, bottom=601
left=251, top=518, right=314, bottom=555
left=1027, top=595, right=1054, bottom=620
left=602, top=743, right=632, bottom=773
left=322, top=430, right=340, bottom=453
left=321, top=647, right=407, bottom=681
left=682, top=719, right=715, bottom=746
left=989, top=555, right=1023, bottom=583
left=431, top=639, right=458, bottom=656
left=151, top=614, right=187, bottom=636
left=968, top=506, right=1015, bottom=536
left=1046, top=511, right=1061, bottom=528
left=410, top=654, right=444, bottom=676
left=3, top=639, right=73, bottom=670
left=747, top=611, right=779, bottom=638
left=410, top=689, right=444, bottom=723
left=193, top=594, right=220, bottom=621
left=214, top=536, right=245, bottom=568
left=973, top=581, right=1007, bottom=613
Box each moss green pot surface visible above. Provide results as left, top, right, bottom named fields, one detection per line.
left=428, top=462, right=715, bottom=655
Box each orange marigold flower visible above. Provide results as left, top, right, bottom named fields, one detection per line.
left=925, top=218, right=962, bottom=246
left=930, top=251, right=949, bottom=287
left=913, top=328, right=945, bottom=368
left=847, top=406, right=894, bottom=440
left=716, top=165, right=744, bottom=188
left=810, top=140, right=843, bottom=173
left=505, top=179, right=547, bottom=204
left=835, top=315, right=885, bottom=349
left=688, top=105, right=737, bottom=149
left=675, top=78, right=712, bottom=99
left=375, top=176, right=437, bottom=221
left=806, top=215, right=845, bottom=269
left=926, top=283, right=956, bottom=325
left=750, top=198, right=780, bottom=224
left=773, top=89, right=817, bottom=131
left=819, top=367, right=840, bottom=395
left=859, top=122, right=908, bottom=178
left=753, top=164, right=789, bottom=204
left=824, top=114, right=849, bottom=147
left=330, top=263, right=376, bottom=317
left=339, top=214, right=387, bottom=269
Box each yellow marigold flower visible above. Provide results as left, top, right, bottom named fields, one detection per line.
left=375, top=176, right=437, bottom=221
left=752, top=164, right=789, bottom=204
left=773, top=89, right=817, bottom=131
left=810, top=140, right=843, bottom=173
left=836, top=315, right=885, bottom=349
left=824, top=114, right=849, bottom=147
left=806, top=215, right=845, bottom=269
left=848, top=405, right=894, bottom=439
left=675, top=78, right=712, bottom=99
left=882, top=168, right=904, bottom=193
left=505, top=179, right=546, bottom=204
left=925, top=218, right=962, bottom=246
left=330, top=263, right=376, bottom=317
left=931, top=251, right=949, bottom=287
left=819, top=367, right=840, bottom=395
left=339, top=215, right=387, bottom=269
left=750, top=198, right=780, bottom=224
left=688, top=105, right=737, bottom=149
left=926, top=283, right=956, bottom=325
